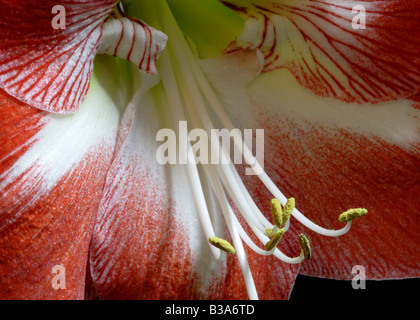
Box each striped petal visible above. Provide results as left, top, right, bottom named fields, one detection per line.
left=0, top=56, right=133, bottom=299
left=0, top=0, right=167, bottom=114
left=98, top=16, right=167, bottom=75
left=0, top=0, right=115, bottom=114
left=221, top=0, right=420, bottom=103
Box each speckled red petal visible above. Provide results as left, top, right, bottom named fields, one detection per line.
left=0, top=83, right=119, bottom=299
left=240, top=94, right=420, bottom=280
left=287, top=122, right=420, bottom=279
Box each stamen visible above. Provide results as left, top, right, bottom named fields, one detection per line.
left=264, top=228, right=285, bottom=251
left=185, top=33, right=355, bottom=237
left=209, top=237, right=236, bottom=255
left=203, top=164, right=258, bottom=299
left=156, top=32, right=220, bottom=259
left=264, top=227, right=278, bottom=237
left=151, top=0, right=367, bottom=301
left=226, top=161, right=276, bottom=230
left=298, top=234, right=311, bottom=260
left=339, top=208, right=368, bottom=223
left=270, top=198, right=283, bottom=228
left=282, top=197, right=295, bottom=223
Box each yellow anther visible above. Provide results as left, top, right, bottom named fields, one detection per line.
left=283, top=197, right=295, bottom=224
left=270, top=198, right=283, bottom=227
left=265, top=227, right=278, bottom=237
left=298, top=234, right=311, bottom=260
left=339, top=208, right=368, bottom=223
left=264, top=228, right=285, bottom=251
left=209, top=236, right=236, bottom=255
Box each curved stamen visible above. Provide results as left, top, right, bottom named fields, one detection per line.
left=270, top=198, right=284, bottom=228
left=203, top=163, right=258, bottom=299
left=264, top=228, right=285, bottom=251
left=181, top=34, right=357, bottom=236
left=339, top=208, right=368, bottom=223
left=153, top=0, right=367, bottom=300
left=157, top=0, right=346, bottom=255
left=229, top=207, right=305, bottom=264
left=298, top=234, right=311, bottom=260
left=226, top=160, right=291, bottom=232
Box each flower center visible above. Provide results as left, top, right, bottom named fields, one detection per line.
left=122, top=0, right=367, bottom=300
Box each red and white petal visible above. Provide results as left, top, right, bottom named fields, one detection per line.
left=201, top=50, right=420, bottom=281
left=221, top=0, right=420, bottom=104
left=88, top=73, right=298, bottom=300
left=290, top=124, right=420, bottom=280
left=0, top=56, right=130, bottom=299
left=258, top=79, right=420, bottom=280
left=0, top=1, right=167, bottom=114
left=98, top=17, right=167, bottom=75
left=89, top=80, right=216, bottom=299
left=253, top=93, right=420, bottom=280
left=0, top=0, right=116, bottom=114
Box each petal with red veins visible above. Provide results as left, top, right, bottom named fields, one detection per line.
left=221, top=0, right=420, bottom=103
left=0, top=0, right=167, bottom=114
left=98, top=17, right=168, bottom=75
left=0, top=0, right=116, bottom=113
left=0, top=55, right=132, bottom=299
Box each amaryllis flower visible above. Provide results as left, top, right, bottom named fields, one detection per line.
left=1, top=0, right=419, bottom=300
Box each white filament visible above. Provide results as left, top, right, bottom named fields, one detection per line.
left=155, top=0, right=354, bottom=299
left=158, top=49, right=221, bottom=261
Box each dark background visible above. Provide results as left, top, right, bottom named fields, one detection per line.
left=290, top=274, right=418, bottom=302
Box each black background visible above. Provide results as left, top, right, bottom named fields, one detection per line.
left=290, top=274, right=418, bottom=302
